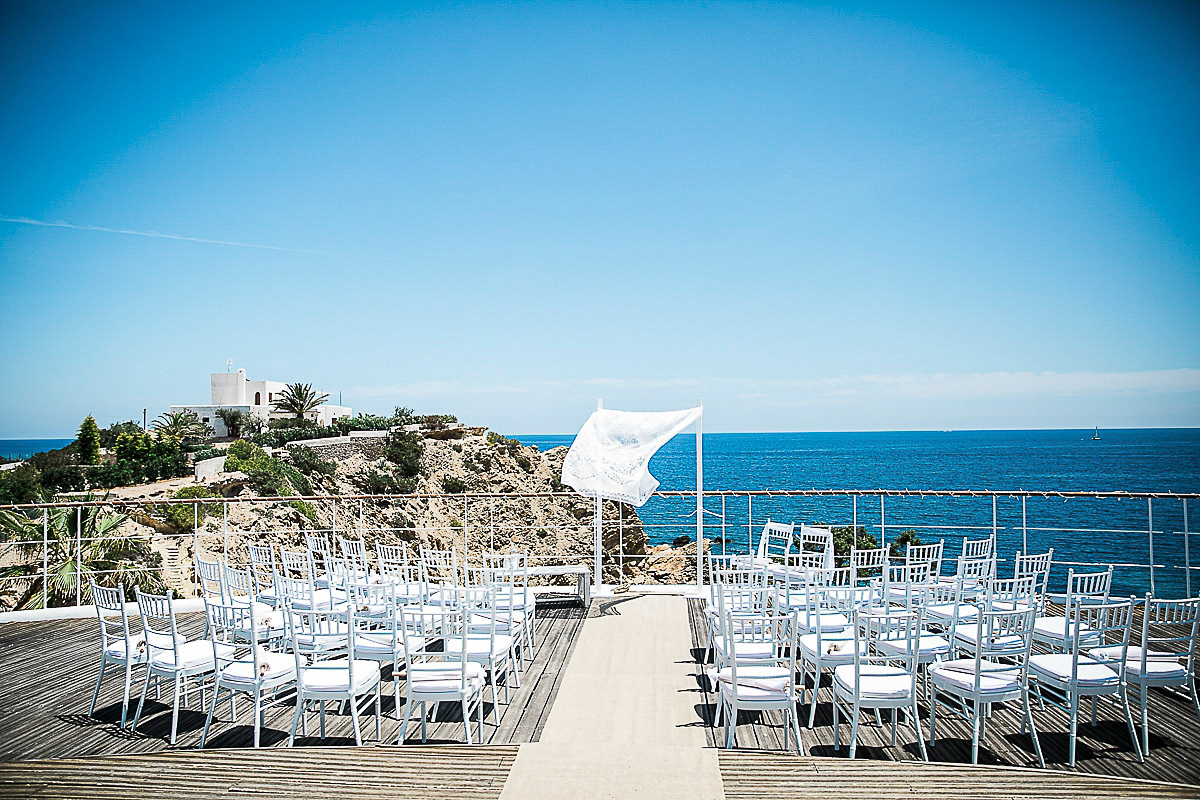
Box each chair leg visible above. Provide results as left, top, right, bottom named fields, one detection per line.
left=806, top=664, right=819, bottom=729
left=375, top=685, right=382, bottom=741
left=120, top=663, right=135, bottom=730
left=200, top=682, right=222, bottom=748
left=462, top=698, right=472, bottom=744
left=912, top=699, right=928, bottom=762
left=169, top=675, right=183, bottom=746
left=131, top=667, right=153, bottom=733
left=349, top=695, right=363, bottom=746
left=970, top=705, right=981, bottom=765
left=929, top=687, right=938, bottom=746
left=1068, top=695, right=1079, bottom=767
left=1140, top=683, right=1150, bottom=756
left=88, top=660, right=108, bottom=718
left=1120, top=689, right=1145, bottom=763
left=288, top=693, right=303, bottom=746
left=1023, top=693, right=1045, bottom=768
left=254, top=690, right=263, bottom=748
left=399, top=696, right=414, bottom=745
left=849, top=705, right=860, bottom=759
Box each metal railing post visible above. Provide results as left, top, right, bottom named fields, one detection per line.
left=747, top=495, right=753, bottom=556
left=992, top=495, right=998, bottom=547
left=41, top=509, right=48, bottom=609
left=721, top=495, right=727, bottom=556
left=75, top=509, right=82, bottom=606
left=1021, top=496, right=1028, bottom=554
left=1148, top=498, right=1156, bottom=596
left=463, top=496, right=469, bottom=565
left=490, top=496, right=495, bottom=552
left=332, top=498, right=338, bottom=537
left=1185, top=498, right=1192, bottom=598
left=852, top=495, right=857, bottom=549
left=619, top=502, right=624, bottom=580
left=880, top=495, right=886, bottom=551
left=358, top=499, right=363, bottom=536
left=192, top=503, right=200, bottom=597
left=222, top=501, right=228, bottom=561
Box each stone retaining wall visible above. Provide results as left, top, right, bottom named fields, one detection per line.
left=287, top=435, right=385, bottom=461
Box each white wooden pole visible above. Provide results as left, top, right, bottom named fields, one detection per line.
left=695, top=400, right=703, bottom=590
left=594, top=398, right=603, bottom=588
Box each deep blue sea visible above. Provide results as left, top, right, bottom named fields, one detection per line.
left=516, top=429, right=1200, bottom=599
left=0, top=438, right=73, bottom=460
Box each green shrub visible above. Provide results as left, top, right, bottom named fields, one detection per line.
left=888, top=529, right=924, bottom=560
left=224, top=440, right=312, bottom=496
left=289, top=445, right=336, bottom=477
left=77, top=416, right=101, bottom=465
left=0, top=464, right=43, bottom=504
left=351, top=468, right=400, bottom=494
left=384, top=431, right=423, bottom=478
left=162, top=486, right=221, bottom=530
left=287, top=499, right=318, bottom=524
left=99, top=421, right=141, bottom=448
left=190, top=446, right=223, bottom=463
left=515, top=455, right=532, bottom=473
left=40, top=466, right=86, bottom=494
left=268, top=417, right=317, bottom=431
left=215, top=408, right=251, bottom=439
left=441, top=476, right=468, bottom=494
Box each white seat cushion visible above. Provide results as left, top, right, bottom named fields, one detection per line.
left=104, top=633, right=184, bottom=663
left=797, top=611, right=849, bottom=633
left=930, top=658, right=1020, bottom=694
left=407, top=661, right=485, bottom=693
left=220, top=648, right=297, bottom=685
left=925, top=603, right=977, bottom=622
left=877, top=632, right=950, bottom=659
left=951, top=624, right=1025, bottom=654
left=150, top=639, right=235, bottom=670
left=1089, top=646, right=1187, bottom=680
left=714, top=664, right=792, bottom=700
left=444, top=634, right=514, bottom=659
left=798, top=633, right=862, bottom=662
left=712, top=637, right=776, bottom=661
left=1029, top=653, right=1119, bottom=687
left=300, top=657, right=380, bottom=694
left=833, top=664, right=915, bottom=700
left=1033, top=616, right=1100, bottom=645
left=355, top=632, right=423, bottom=657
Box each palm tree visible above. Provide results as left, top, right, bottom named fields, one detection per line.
left=0, top=498, right=167, bottom=610
left=272, top=382, right=330, bottom=419
left=153, top=409, right=213, bottom=442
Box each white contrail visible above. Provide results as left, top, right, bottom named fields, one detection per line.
left=0, top=215, right=370, bottom=258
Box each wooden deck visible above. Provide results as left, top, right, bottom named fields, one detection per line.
left=0, top=599, right=586, bottom=761
left=0, top=745, right=518, bottom=799
left=687, top=599, right=1200, bottom=786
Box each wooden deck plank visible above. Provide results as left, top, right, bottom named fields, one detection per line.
left=687, top=598, right=1200, bottom=785
left=0, top=600, right=586, bottom=762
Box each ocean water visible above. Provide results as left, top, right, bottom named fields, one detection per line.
left=0, top=438, right=73, bottom=461
left=516, top=429, right=1200, bottom=598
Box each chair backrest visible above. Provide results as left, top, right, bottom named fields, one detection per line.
left=248, top=544, right=276, bottom=595
left=196, top=556, right=226, bottom=601
left=956, top=555, right=997, bottom=583
left=304, top=533, right=334, bottom=574
left=204, top=598, right=275, bottom=676
left=339, top=536, right=371, bottom=570
left=222, top=563, right=256, bottom=603
left=797, top=526, right=835, bottom=570
left=1067, top=597, right=1135, bottom=683
left=961, top=536, right=995, bottom=561
left=756, top=520, right=795, bottom=561
left=985, top=575, right=1038, bottom=611
left=378, top=544, right=422, bottom=593
left=716, top=582, right=796, bottom=684
left=1140, top=595, right=1200, bottom=673
left=1064, top=566, right=1113, bottom=609
left=1013, top=549, right=1054, bottom=602
left=90, top=581, right=134, bottom=653
left=285, top=604, right=357, bottom=687
left=956, top=605, right=1037, bottom=691
left=854, top=607, right=923, bottom=691
left=707, top=554, right=750, bottom=586
left=279, top=549, right=315, bottom=580
left=273, top=571, right=316, bottom=607
left=713, top=571, right=770, bottom=614
left=399, top=597, right=471, bottom=691
left=883, top=561, right=933, bottom=606
left=483, top=551, right=529, bottom=589
left=420, top=547, right=461, bottom=586
left=850, top=547, right=887, bottom=576
left=134, top=588, right=183, bottom=666
left=905, top=540, right=944, bottom=577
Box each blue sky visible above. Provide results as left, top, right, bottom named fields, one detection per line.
left=1, top=1, right=1198, bottom=436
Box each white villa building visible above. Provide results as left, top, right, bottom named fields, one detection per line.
left=171, top=369, right=351, bottom=437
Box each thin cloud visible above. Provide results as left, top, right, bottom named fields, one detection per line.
left=0, top=215, right=371, bottom=259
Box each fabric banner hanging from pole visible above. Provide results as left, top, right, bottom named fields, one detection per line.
left=561, top=407, right=703, bottom=507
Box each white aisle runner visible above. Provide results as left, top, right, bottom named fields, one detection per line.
left=499, top=594, right=724, bottom=799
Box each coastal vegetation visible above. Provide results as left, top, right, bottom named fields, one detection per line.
left=76, top=416, right=100, bottom=465
left=224, top=440, right=312, bottom=496
left=271, top=382, right=329, bottom=419
left=152, top=409, right=213, bottom=443
left=0, top=500, right=166, bottom=609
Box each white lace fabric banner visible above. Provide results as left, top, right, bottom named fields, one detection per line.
left=560, top=407, right=702, bottom=507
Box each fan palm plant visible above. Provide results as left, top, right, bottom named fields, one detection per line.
left=153, top=409, right=213, bottom=443
left=0, top=498, right=166, bottom=610
left=271, top=382, right=330, bottom=419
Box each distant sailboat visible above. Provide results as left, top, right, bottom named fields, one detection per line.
left=1092, top=426, right=1101, bottom=440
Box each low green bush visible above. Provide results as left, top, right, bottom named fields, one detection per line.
left=289, top=445, right=336, bottom=477
left=162, top=486, right=221, bottom=530
left=384, top=431, right=423, bottom=478
left=441, top=476, right=468, bottom=494
left=225, top=440, right=312, bottom=496
left=287, top=499, right=318, bottom=524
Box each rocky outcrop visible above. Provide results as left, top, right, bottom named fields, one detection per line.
left=167, top=426, right=697, bottom=591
